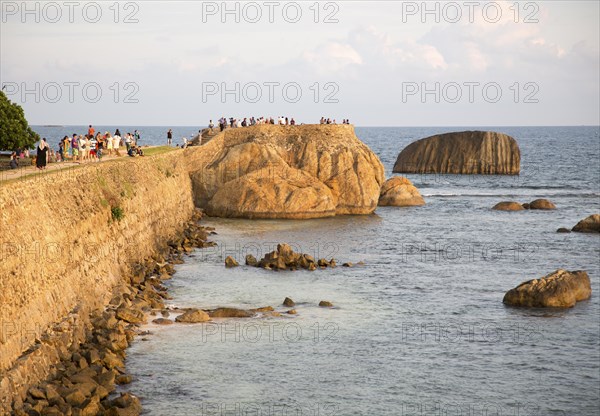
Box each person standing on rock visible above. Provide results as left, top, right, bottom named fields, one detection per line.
left=79, top=134, right=89, bottom=162
left=71, top=134, right=79, bottom=162
left=36, top=138, right=49, bottom=169
left=125, top=133, right=131, bottom=153
left=113, top=132, right=122, bottom=156
left=167, top=129, right=173, bottom=146
left=62, top=136, right=70, bottom=159
left=95, top=132, right=104, bottom=159
left=57, top=138, right=64, bottom=162
left=9, top=151, right=18, bottom=169
left=106, top=132, right=113, bottom=155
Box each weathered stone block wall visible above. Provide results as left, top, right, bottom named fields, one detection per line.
left=0, top=151, right=194, bottom=411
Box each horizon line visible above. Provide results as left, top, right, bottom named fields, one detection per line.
left=31, top=124, right=600, bottom=128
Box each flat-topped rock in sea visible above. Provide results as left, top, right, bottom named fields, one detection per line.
left=378, top=176, right=425, bottom=207
left=184, top=125, right=385, bottom=219
left=393, top=131, right=520, bottom=175
left=503, top=269, right=591, bottom=308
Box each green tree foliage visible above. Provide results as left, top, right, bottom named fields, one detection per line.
left=0, top=91, right=40, bottom=150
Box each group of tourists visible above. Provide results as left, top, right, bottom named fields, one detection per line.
left=31, top=125, right=144, bottom=170
left=213, top=116, right=298, bottom=131
left=57, top=126, right=142, bottom=162
left=320, top=117, right=350, bottom=125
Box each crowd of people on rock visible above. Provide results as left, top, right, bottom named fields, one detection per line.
left=198, top=116, right=351, bottom=137
left=320, top=117, right=351, bottom=125
left=53, top=126, right=143, bottom=165
left=8, top=117, right=355, bottom=173
left=12, top=125, right=145, bottom=171
left=163, top=116, right=352, bottom=147
left=211, top=115, right=352, bottom=131
left=213, top=116, right=298, bottom=131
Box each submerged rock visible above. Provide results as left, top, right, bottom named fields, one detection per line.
left=529, top=199, right=556, bottom=210
left=556, top=228, right=571, bottom=233
left=208, top=308, right=254, bottom=318
left=317, top=258, right=330, bottom=267
left=319, top=301, right=334, bottom=307
left=393, top=131, right=520, bottom=175
left=116, top=374, right=133, bottom=385
left=493, top=202, right=525, bottom=211
left=245, top=254, right=258, bottom=267
left=225, top=256, right=239, bottom=268
left=106, top=392, right=142, bottom=415
left=251, top=306, right=274, bottom=312
left=152, top=318, right=173, bottom=325
left=503, top=269, right=591, bottom=308
left=378, top=176, right=425, bottom=207
left=252, top=243, right=326, bottom=271
left=572, top=214, right=600, bottom=233
left=175, top=309, right=211, bottom=323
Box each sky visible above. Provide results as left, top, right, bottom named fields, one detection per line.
left=1, top=0, right=599, bottom=126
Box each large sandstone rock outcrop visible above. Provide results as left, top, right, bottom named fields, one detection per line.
left=378, top=177, right=425, bottom=207
left=185, top=125, right=384, bottom=219
left=393, top=131, right=520, bottom=175
left=572, top=214, right=600, bottom=233
left=503, top=269, right=591, bottom=308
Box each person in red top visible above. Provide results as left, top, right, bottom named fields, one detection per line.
left=88, top=125, right=95, bottom=136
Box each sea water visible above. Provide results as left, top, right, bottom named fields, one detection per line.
left=35, top=125, right=600, bottom=415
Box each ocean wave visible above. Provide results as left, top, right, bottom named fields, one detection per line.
left=423, top=192, right=600, bottom=198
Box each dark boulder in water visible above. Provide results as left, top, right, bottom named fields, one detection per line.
left=393, top=131, right=520, bottom=175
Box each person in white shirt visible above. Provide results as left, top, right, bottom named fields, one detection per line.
left=125, top=134, right=132, bottom=152
left=113, top=134, right=121, bottom=156
left=79, top=135, right=90, bottom=162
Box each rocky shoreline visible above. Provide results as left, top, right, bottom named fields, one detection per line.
left=3, top=125, right=597, bottom=414
left=11, top=209, right=214, bottom=416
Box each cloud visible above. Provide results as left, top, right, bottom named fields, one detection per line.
left=302, top=42, right=363, bottom=74
left=347, top=26, right=448, bottom=71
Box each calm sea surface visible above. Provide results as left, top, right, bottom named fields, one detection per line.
left=34, top=125, right=600, bottom=415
